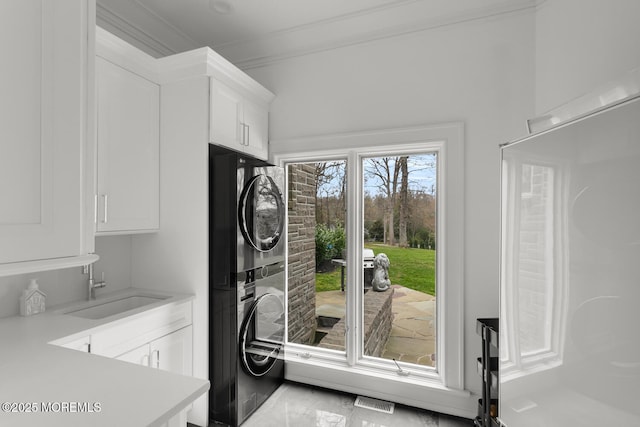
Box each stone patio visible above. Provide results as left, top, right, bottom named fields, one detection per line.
left=315, top=284, right=436, bottom=367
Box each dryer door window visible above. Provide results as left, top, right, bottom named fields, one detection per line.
left=239, top=174, right=284, bottom=252
left=239, top=293, right=284, bottom=377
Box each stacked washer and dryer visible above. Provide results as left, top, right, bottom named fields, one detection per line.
left=208, top=145, right=286, bottom=426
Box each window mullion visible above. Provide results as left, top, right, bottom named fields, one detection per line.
left=345, top=150, right=361, bottom=367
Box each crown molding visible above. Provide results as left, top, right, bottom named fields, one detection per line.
left=222, top=0, right=538, bottom=69
left=96, top=3, right=180, bottom=57
left=156, top=47, right=275, bottom=103
left=98, top=0, right=539, bottom=70
left=132, top=0, right=202, bottom=48
left=96, top=26, right=161, bottom=82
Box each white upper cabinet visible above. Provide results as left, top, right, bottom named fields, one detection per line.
left=242, top=97, right=270, bottom=160
left=0, top=0, right=94, bottom=267
left=95, top=29, right=160, bottom=235
left=210, top=78, right=271, bottom=160
left=210, top=79, right=244, bottom=149
left=158, top=47, right=273, bottom=161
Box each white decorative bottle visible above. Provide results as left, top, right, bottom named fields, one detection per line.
left=19, top=279, right=46, bottom=316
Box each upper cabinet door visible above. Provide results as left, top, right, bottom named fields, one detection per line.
left=242, top=98, right=269, bottom=160
left=0, top=1, right=89, bottom=264
left=210, top=79, right=243, bottom=150
left=209, top=77, right=270, bottom=160
left=96, top=57, right=160, bottom=234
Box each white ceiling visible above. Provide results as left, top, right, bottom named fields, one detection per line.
left=135, top=0, right=418, bottom=46
left=96, top=0, right=539, bottom=68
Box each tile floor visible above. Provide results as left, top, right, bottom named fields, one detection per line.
left=241, top=382, right=472, bottom=427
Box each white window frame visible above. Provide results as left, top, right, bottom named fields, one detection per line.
left=271, top=123, right=468, bottom=414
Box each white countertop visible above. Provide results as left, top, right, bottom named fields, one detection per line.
left=0, top=288, right=209, bottom=427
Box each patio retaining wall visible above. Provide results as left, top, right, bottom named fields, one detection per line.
left=318, top=288, right=394, bottom=355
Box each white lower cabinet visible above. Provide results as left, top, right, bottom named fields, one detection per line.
left=115, top=326, right=192, bottom=374
left=151, top=326, right=193, bottom=375
left=115, top=326, right=193, bottom=427
left=89, top=300, right=194, bottom=427
left=116, top=341, right=150, bottom=366
left=58, top=335, right=91, bottom=353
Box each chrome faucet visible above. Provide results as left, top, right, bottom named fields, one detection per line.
left=83, top=263, right=106, bottom=300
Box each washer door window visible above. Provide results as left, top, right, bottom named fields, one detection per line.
left=239, top=174, right=284, bottom=252
left=239, top=293, right=284, bottom=377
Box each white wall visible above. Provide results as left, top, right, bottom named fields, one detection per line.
left=535, top=0, right=640, bottom=113
left=130, top=76, right=210, bottom=427
left=0, top=236, right=132, bottom=318
left=247, top=10, right=536, bottom=404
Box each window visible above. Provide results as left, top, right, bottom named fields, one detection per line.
left=272, top=123, right=465, bottom=407
left=287, top=160, right=348, bottom=351
left=361, top=153, right=438, bottom=367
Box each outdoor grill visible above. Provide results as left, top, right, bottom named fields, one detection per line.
left=332, top=248, right=376, bottom=291
left=363, top=248, right=375, bottom=290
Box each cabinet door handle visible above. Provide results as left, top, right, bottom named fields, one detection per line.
left=241, top=122, right=247, bottom=145
left=245, top=124, right=250, bottom=146
left=151, top=349, right=160, bottom=369
left=102, top=194, right=108, bottom=223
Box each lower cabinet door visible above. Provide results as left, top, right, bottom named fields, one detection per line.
left=163, top=411, right=188, bottom=427
left=150, top=326, right=193, bottom=376
left=113, top=326, right=192, bottom=375
left=151, top=326, right=193, bottom=427
left=59, top=336, right=91, bottom=353
left=113, top=326, right=193, bottom=427
left=115, top=343, right=150, bottom=366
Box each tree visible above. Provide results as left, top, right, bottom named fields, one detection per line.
left=365, top=157, right=402, bottom=245
left=398, top=156, right=409, bottom=247
left=314, top=161, right=346, bottom=227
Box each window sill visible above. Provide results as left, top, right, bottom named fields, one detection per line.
left=284, top=347, right=474, bottom=419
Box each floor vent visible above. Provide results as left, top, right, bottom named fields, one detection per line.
left=354, top=396, right=395, bottom=414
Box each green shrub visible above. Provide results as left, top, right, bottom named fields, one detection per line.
left=315, top=224, right=345, bottom=265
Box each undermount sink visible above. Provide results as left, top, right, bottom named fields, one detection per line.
left=64, top=295, right=168, bottom=320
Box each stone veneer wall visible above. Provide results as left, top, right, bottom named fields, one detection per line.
left=363, top=288, right=395, bottom=357
left=287, top=164, right=317, bottom=345
left=318, top=288, right=394, bottom=356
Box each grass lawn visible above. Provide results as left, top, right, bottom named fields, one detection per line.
left=315, top=243, right=436, bottom=295
left=315, top=268, right=343, bottom=293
